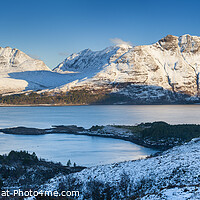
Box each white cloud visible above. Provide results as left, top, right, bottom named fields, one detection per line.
left=110, top=38, right=132, bottom=46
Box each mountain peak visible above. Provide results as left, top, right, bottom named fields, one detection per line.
left=0, top=46, right=50, bottom=73
left=157, top=34, right=200, bottom=52
left=178, top=34, right=200, bottom=53
left=158, top=35, right=178, bottom=50
left=114, top=43, right=132, bottom=49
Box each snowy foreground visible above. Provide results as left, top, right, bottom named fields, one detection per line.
left=40, top=138, right=200, bottom=199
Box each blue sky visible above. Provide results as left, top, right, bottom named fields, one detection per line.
left=0, top=0, right=200, bottom=69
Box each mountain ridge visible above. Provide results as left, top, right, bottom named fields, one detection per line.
left=50, top=34, right=200, bottom=101
left=1, top=34, right=200, bottom=104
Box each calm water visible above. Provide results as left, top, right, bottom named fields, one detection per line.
left=0, top=133, right=157, bottom=166
left=0, top=105, right=200, bottom=129
left=0, top=105, right=199, bottom=166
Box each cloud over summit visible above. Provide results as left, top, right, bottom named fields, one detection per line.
left=110, top=38, right=132, bottom=46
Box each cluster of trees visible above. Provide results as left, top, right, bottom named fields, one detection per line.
left=116, top=122, right=200, bottom=149
left=0, top=151, right=84, bottom=190
left=140, top=121, right=200, bottom=142
left=66, top=159, right=77, bottom=167
left=57, top=171, right=155, bottom=199
left=89, top=125, right=104, bottom=131
left=1, top=150, right=38, bottom=165
left=0, top=90, right=110, bottom=105
left=0, top=89, right=131, bottom=105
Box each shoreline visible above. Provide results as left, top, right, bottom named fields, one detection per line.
left=0, top=103, right=88, bottom=107
left=1, top=122, right=200, bottom=151
left=0, top=103, right=199, bottom=107
left=0, top=129, right=164, bottom=151
left=55, top=131, right=163, bottom=150
left=0, top=123, right=183, bottom=151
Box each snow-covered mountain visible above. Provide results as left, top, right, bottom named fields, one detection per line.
left=52, top=34, right=200, bottom=103
left=1, top=34, right=200, bottom=104
left=0, top=47, right=78, bottom=95
left=42, top=138, right=200, bottom=199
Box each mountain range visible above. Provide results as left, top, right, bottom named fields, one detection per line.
left=1, top=34, right=200, bottom=104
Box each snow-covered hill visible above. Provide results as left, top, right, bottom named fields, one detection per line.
left=0, top=47, right=49, bottom=73
left=0, top=47, right=51, bottom=94
left=0, top=47, right=82, bottom=94
left=42, top=138, right=200, bottom=199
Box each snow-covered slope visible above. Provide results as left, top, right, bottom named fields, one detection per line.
left=0, top=47, right=80, bottom=95
left=42, top=138, right=200, bottom=199
left=52, top=34, right=200, bottom=103
left=0, top=47, right=49, bottom=73
left=0, top=47, right=51, bottom=94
